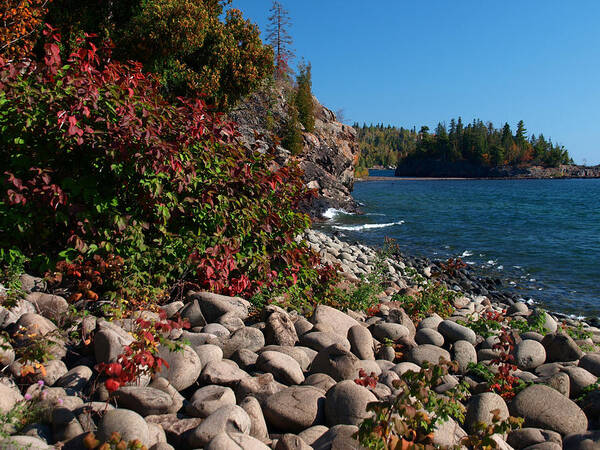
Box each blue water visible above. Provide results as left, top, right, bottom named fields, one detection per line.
left=319, top=170, right=600, bottom=318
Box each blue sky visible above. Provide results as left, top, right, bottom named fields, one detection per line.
left=231, top=1, right=600, bottom=164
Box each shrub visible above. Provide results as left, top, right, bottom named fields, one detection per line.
left=0, top=0, right=52, bottom=58
left=0, top=28, right=315, bottom=299
left=295, top=61, right=314, bottom=133
left=391, top=282, right=455, bottom=321
left=45, top=0, right=274, bottom=108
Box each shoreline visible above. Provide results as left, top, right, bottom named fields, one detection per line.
left=356, top=175, right=600, bottom=182
left=308, top=227, right=599, bottom=326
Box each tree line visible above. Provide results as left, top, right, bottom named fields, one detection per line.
left=355, top=118, right=573, bottom=172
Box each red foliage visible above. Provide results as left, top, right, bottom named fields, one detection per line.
left=354, top=368, right=378, bottom=389
left=489, top=329, right=521, bottom=400
left=96, top=310, right=190, bottom=391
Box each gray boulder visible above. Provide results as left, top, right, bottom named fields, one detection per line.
left=465, top=392, right=509, bottom=433
left=347, top=325, right=375, bottom=360
left=157, top=344, right=202, bottom=391
left=263, top=386, right=326, bottom=432
left=515, top=340, right=547, bottom=370
left=256, top=351, right=305, bottom=385
left=309, top=343, right=359, bottom=381
left=186, top=405, right=251, bottom=448
left=408, top=344, right=451, bottom=366
left=325, top=380, right=377, bottom=426
left=97, top=409, right=150, bottom=447
left=438, top=320, right=477, bottom=344
left=113, top=387, right=174, bottom=416
left=510, top=384, right=588, bottom=435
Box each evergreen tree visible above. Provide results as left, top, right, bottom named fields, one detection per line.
left=295, top=61, right=315, bottom=132
left=282, top=93, right=303, bottom=155
left=266, top=1, right=294, bottom=78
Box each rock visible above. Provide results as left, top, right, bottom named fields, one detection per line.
left=311, top=424, right=361, bottom=450
left=438, top=320, right=477, bottom=344
left=510, top=384, right=588, bottom=435
left=157, top=344, right=202, bottom=391
left=259, top=346, right=311, bottom=371
left=432, top=417, right=468, bottom=448
left=563, top=431, right=600, bottom=450
left=347, top=325, right=375, bottom=360
left=14, top=313, right=57, bottom=340
left=508, top=302, right=530, bottom=315
left=52, top=407, right=84, bottom=441
left=256, top=351, right=305, bottom=385
left=294, top=317, right=313, bottom=337
left=408, top=344, right=451, bottom=366
left=452, top=340, right=477, bottom=374
left=370, top=323, right=409, bottom=342
left=579, top=353, right=600, bottom=377
left=178, top=299, right=207, bottom=328
left=193, top=344, right=223, bottom=367
left=392, top=361, right=422, bottom=376
left=147, top=422, right=167, bottom=448
left=206, top=432, right=270, bottom=450
left=275, top=433, right=312, bottom=450
left=38, top=359, right=68, bottom=386
left=311, top=305, right=360, bottom=338
left=325, top=380, right=377, bottom=426
left=148, top=378, right=184, bottom=414
left=113, top=387, right=174, bottom=416
left=0, top=383, right=23, bottom=413
left=235, top=373, right=284, bottom=404
left=515, top=340, right=547, bottom=370
left=187, top=405, right=251, bottom=448
left=298, top=425, right=329, bottom=446
left=203, top=323, right=231, bottom=338
left=545, top=371, right=571, bottom=397
left=217, top=311, right=245, bottom=332
left=300, top=331, right=351, bottom=352
left=303, top=373, right=337, bottom=392
left=522, top=332, right=545, bottom=343
left=94, top=327, right=134, bottom=364
left=55, top=365, right=93, bottom=394
left=200, top=359, right=250, bottom=387
left=145, top=414, right=202, bottom=448
left=0, top=436, right=50, bottom=449
left=263, top=386, right=326, bottom=432
left=508, top=428, right=562, bottom=450
left=543, top=334, right=583, bottom=363
left=189, top=291, right=250, bottom=322
left=19, top=274, right=46, bottom=293
left=180, top=330, right=220, bottom=347
left=240, top=396, right=269, bottom=442
left=26, top=292, right=68, bottom=322
left=221, top=326, right=265, bottom=358
left=418, top=314, right=443, bottom=330
left=465, top=392, right=509, bottom=433
left=97, top=409, right=150, bottom=447
left=264, top=310, right=299, bottom=347
left=415, top=328, right=445, bottom=346
left=531, top=310, right=558, bottom=333
left=0, top=335, right=15, bottom=367
left=387, top=308, right=416, bottom=338
left=561, top=366, right=597, bottom=397
left=232, top=349, right=259, bottom=370
left=186, top=385, right=236, bottom=418
left=309, top=343, right=359, bottom=381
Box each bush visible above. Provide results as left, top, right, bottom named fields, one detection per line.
left=0, top=28, right=316, bottom=299
left=45, top=0, right=273, bottom=109
left=295, top=61, right=315, bottom=133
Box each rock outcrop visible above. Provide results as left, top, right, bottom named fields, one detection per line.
left=229, top=83, right=359, bottom=217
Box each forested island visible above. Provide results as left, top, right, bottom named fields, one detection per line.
left=353, top=119, right=589, bottom=178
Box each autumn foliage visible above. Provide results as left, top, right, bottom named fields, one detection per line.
left=0, top=28, right=315, bottom=298
left=0, top=0, right=51, bottom=58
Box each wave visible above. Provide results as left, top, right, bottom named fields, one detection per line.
left=322, top=208, right=354, bottom=219
left=332, top=221, right=405, bottom=231
left=461, top=250, right=473, bottom=257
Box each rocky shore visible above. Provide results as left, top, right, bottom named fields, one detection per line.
left=1, top=231, right=599, bottom=449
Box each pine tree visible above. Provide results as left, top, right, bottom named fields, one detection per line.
left=295, top=61, right=315, bottom=132
left=266, top=1, right=294, bottom=78
left=282, top=93, right=303, bottom=155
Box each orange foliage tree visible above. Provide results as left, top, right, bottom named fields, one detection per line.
left=0, top=0, right=51, bottom=58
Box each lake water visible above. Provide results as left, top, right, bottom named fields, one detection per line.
left=318, top=169, right=600, bottom=318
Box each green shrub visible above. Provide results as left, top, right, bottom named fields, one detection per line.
left=391, top=282, right=455, bottom=321
left=295, top=61, right=315, bottom=133
left=0, top=30, right=315, bottom=300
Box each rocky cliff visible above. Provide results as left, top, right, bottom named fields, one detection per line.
left=395, top=158, right=600, bottom=179
left=229, top=83, right=359, bottom=218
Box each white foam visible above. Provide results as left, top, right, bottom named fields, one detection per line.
left=322, top=208, right=353, bottom=219
left=529, top=278, right=536, bottom=282
left=466, top=261, right=475, bottom=265
left=461, top=250, right=473, bottom=257
left=497, top=265, right=504, bottom=270
left=332, top=221, right=405, bottom=231
left=486, top=260, right=497, bottom=265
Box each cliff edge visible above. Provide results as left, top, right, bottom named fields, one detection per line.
left=229, top=83, right=359, bottom=218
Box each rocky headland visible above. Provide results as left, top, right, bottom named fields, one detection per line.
left=1, top=230, right=599, bottom=449
left=395, top=159, right=600, bottom=179
left=230, top=84, right=360, bottom=217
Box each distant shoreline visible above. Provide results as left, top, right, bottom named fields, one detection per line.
left=356, top=175, right=600, bottom=182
